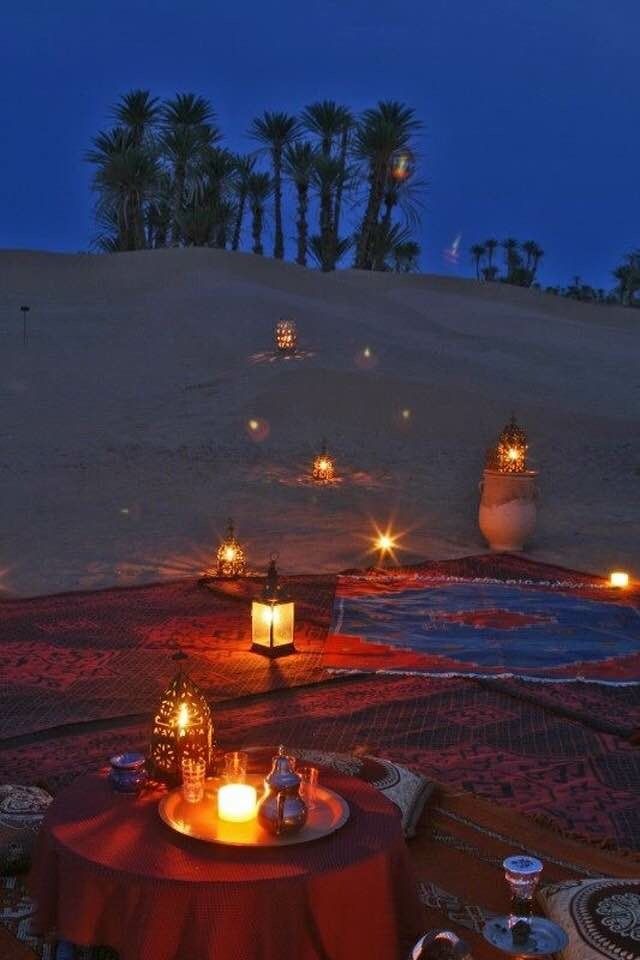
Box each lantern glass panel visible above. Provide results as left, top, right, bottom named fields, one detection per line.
left=251, top=600, right=295, bottom=654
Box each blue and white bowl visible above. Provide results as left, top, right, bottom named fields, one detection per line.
left=109, top=752, right=148, bottom=794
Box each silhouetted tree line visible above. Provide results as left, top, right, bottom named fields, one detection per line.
left=470, top=239, right=639, bottom=308
left=86, top=90, right=423, bottom=273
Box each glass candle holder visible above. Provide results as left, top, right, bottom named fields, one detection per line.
left=503, top=855, right=543, bottom=929
left=181, top=757, right=206, bottom=804
left=217, top=783, right=257, bottom=823
left=223, top=751, right=249, bottom=783
left=298, top=766, right=319, bottom=808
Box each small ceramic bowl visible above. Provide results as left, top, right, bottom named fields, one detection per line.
left=109, top=752, right=148, bottom=794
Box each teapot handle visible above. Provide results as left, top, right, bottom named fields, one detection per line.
left=276, top=790, right=286, bottom=836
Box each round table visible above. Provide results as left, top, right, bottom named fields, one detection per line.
left=29, top=770, right=423, bottom=960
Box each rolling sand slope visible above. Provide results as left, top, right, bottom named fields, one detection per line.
left=1, top=247, right=638, bottom=597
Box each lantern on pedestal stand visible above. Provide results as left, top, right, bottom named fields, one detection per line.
left=312, top=439, right=335, bottom=484
left=216, top=519, right=246, bottom=578
left=479, top=415, right=538, bottom=552
left=149, top=652, right=213, bottom=781
left=251, top=557, right=295, bottom=657
left=274, top=318, right=297, bottom=355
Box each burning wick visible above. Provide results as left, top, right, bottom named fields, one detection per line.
left=376, top=534, right=395, bottom=553
left=177, top=702, right=189, bottom=736
left=507, top=447, right=519, bottom=461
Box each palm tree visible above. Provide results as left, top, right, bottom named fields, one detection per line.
left=311, top=154, right=343, bottom=271
left=231, top=155, right=255, bottom=251
left=392, top=240, right=420, bottom=273
left=301, top=102, right=353, bottom=270
left=369, top=221, right=414, bottom=272
left=110, top=89, right=160, bottom=147
left=161, top=94, right=219, bottom=245
left=502, top=237, right=521, bottom=282
left=470, top=244, right=486, bottom=280
left=247, top=172, right=272, bottom=255
left=484, top=238, right=498, bottom=274
left=354, top=101, right=422, bottom=270
left=87, top=128, right=159, bottom=251
left=250, top=111, right=300, bottom=259
left=284, top=142, right=315, bottom=267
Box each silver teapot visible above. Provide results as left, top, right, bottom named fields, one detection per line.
left=257, top=746, right=308, bottom=836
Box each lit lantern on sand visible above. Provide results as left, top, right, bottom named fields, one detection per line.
left=274, top=318, right=297, bottom=354
left=149, top=652, right=213, bottom=780
left=251, top=557, right=295, bottom=657
left=218, top=783, right=258, bottom=823
left=479, top=415, right=538, bottom=552
left=492, top=416, right=528, bottom=474
left=390, top=149, right=415, bottom=183
left=610, top=571, right=630, bottom=589
left=216, top=519, right=246, bottom=578
left=312, top=440, right=335, bottom=484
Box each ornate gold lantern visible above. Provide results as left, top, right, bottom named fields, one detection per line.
left=390, top=149, right=415, bottom=183
left=149, top=652, right=213, bottom=780
left=489, top=416, right=528, bottom=474
left=216, top=519, right=246, bottom=578
left=312, top=439, right=335, bottom=484
left=274, top=318, right=297, bottom=354
left=251, top=557, right=295, bottom=657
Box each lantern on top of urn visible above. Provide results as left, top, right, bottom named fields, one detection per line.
left=251, top=557, right=295, bottom=657
left=216, top=519, right=246, bottom=578
left=312, top=439, right=335, bottom=484
left=149, top=652, right=213, bottom=780
left=489, top=415, right=529, bottom=474
left=274, top=318, right=297, bottom=355
left=479, top=415, right=538, bottom=553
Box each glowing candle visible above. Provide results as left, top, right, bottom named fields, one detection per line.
left=217, top=783, right=257, bottom=823
left=177, top=702, right=189, bottom=736
left=610, top=571, right=629, bottom=588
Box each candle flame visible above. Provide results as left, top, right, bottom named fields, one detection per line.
left=177, top=702, right=189, bottom=733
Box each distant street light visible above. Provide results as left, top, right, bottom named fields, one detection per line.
left=20, top=305, right=30, bottom=345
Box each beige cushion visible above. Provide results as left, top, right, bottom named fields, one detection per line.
left=539, top=877, right=640, bottom=959
left=0, top=785, right=53, bottom=874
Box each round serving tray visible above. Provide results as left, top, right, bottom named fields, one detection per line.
left=483, top=916, right=568, bottom=957
left=158, top=774, right=350, bottom=847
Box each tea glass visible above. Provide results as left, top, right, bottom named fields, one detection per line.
left=503, top=855, right=543, bottom=929
left=182, top=757, right=206, bottom=804
left=223, top=751, right=249, bottom=784
left=298, top=766, right=319, bottom=809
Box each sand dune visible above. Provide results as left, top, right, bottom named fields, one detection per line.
left=1, top=247, right=638, bottom=597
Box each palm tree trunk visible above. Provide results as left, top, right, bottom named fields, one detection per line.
left=232, top=189, right=246, bottom=251
left=252, top=206, right=264, bottom=255
left=273, top=151, right=284, bottom=259
left=172, top=164, right=186, bottom=246
left=333, top=127, right=349, bottom=243
left=295, top=184, right=309, bottom=267
left=356, top=161, right=386, bottom=270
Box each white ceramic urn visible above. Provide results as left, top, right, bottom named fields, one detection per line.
left=478, top=468, right=539, bottom=552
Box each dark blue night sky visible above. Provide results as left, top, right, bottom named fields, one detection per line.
left=2, top=0, right=638, bottom=288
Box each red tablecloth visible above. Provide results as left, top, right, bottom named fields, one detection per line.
left=29, top=771, right=423, bottom=960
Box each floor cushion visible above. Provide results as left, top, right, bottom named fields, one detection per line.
left=539, top=877, right=640, bottom=959
left=0, top=786, right=53, bottom=875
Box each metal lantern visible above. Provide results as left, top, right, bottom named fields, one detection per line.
left=489, top=415, right=529, bottom=474
left=274, top=318, right=297, bottom=354
left=251, top=557, right=295, bottom=657
left=312, top=439, right=335, bottom=484
left=149, top=652, right=213, bottom=780
left=390, top=149, right=415, bottom=183
left=216, top=519, right=246, bottom=578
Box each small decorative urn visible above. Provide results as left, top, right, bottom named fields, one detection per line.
left=257, top=746, right=307, bottom=837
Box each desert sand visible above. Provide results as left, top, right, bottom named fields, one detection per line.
left=0, top=247, right=638, bottom=598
